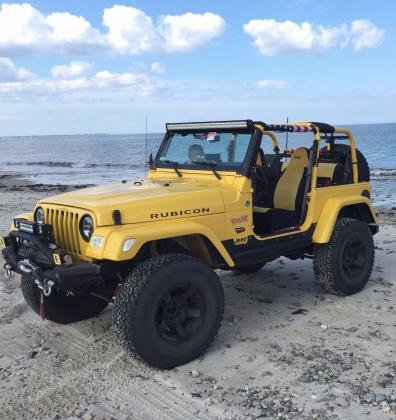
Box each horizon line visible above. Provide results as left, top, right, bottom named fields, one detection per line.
left=1, top=121, right=395, bottom=138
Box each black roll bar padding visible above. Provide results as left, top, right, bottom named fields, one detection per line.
left=253, top=121, right=270, bottom=131
left=322, top=136, right=349, bottom=140
left=239, top=128, right=262, bottom=177
left=310, top=122, right=335, bottom=134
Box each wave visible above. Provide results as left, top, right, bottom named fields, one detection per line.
left=370, top=168, right=396, bottom=179
left=6, top=161, right=143, bottom=169
left=82, top=163, right=142, bottom=169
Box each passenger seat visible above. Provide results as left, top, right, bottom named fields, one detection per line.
left=253, top=147, right=309, bottom=232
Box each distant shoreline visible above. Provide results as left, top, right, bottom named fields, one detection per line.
left=0, top=121, right=396, bottom=139
left=0, top=173, right=93, bottom=193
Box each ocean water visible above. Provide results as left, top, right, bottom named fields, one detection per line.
left=0, top=123, right=395, bottom=206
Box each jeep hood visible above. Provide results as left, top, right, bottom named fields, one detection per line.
left=39, top=179, right=225, bottom=226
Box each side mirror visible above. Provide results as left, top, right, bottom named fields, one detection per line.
left=149, top=153, right=155, bottom=169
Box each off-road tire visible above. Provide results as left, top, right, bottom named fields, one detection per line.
left=313, top=218, right=374, bottom=295
left=21, top=275, right=109, bottom=324
left=113, top=254, right=224, bottom=369
left=234, top=262, right=266, bottom=274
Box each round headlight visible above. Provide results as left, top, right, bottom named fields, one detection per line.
left=79, top=215, right=94, bottom=242
left=34, top=207, right=45, bottom=224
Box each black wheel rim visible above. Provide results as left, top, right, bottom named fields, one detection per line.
left=341, top=236, right=367, bottom=280
left=155, top=284, right=205, bottom=344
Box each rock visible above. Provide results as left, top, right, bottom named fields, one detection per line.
left=297, top=375, right=311, bottom=384
left=81, top=413, right=94, bottom=420
left=26, top=350, right=37, bottom=360
left=191, top=392, right=202, bottom=398
left=320, top=324, right=328, bottom=330
left=191, top=370, right=200, bottom=378
left=378, top=373, right=394, bottom=388
left=291, top=308, right=308, bottom=315
left=382, top=403, right=391, bottom=413
left=363, top=392, right=376, bottom=403
left=376, top=394, right=386, bottom=403
left=348, top=326, right=359, bottom=332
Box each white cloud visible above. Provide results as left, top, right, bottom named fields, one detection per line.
left=350, top=19, right=385, bottom=52
left=0, top=3, right=225, bottom=56
left=0, top=63, right=165, bottom=97
left=0, top=3, right=103, bottom=55
left=102, top=5, right=158, bottom=54
left=243, top=18, right=385, bottom=55
left=257, top=79, right=288, bottom=89
left=158, top=12, right=226, bottom=52
left=51, top=61, right=91, bottom=78
left=0, top=57, right=35, bottom=81
left=150, top=62, right=165, bottom=74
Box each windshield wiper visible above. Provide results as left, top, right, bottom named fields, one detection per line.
left=192, top=160, right=222, bottom=180
left=161, top=160, right=182, bottom=177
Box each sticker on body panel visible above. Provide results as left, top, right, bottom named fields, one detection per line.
left=150, top=208, right=210, bottom=219
left=233, top=236, right=248, bottom=246
left=231, top=215, right=248, bottom=224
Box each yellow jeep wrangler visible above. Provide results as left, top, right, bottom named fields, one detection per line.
left=1, top=120, right=378, bottom=368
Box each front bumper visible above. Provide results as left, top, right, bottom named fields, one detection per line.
left=1, top=227, right=102, bottom=292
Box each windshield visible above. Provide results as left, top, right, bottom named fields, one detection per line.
left=156, top=131, right=252, bottom=171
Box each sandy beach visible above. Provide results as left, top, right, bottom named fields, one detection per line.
left=0, top=177, right=395, bottom=420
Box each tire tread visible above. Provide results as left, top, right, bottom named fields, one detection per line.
left=313, top=217, right=374, bottom=295
left=113, top=254, right=224, bottom=367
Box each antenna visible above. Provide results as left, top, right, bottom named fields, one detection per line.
left=145, top=115, right=148, bottom=173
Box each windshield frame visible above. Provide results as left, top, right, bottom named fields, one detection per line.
left=154, top=127, right=259, bottom=175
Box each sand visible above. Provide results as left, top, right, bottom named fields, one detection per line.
left=0, top=178, right=395, bottom=420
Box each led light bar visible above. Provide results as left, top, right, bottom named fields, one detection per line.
left=16, top=220, right=34, bottom=233
left=166, top=120, right=252, bottom=131
left=14, top=218, right=53, bottom=236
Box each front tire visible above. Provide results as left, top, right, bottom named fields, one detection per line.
left=21, top=275, right=109, bottom=324
left=113, top=254, right=224, bottom=369
left=313, top=218, right=374, bottom=295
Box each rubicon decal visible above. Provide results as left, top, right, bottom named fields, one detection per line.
left=151, top=208, right=210, bottom=219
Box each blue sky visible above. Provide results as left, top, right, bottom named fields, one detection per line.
left=0, top=0, right=395, bottom=135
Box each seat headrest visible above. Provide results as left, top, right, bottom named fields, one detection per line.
left=289, top=147, right=309, bottom=168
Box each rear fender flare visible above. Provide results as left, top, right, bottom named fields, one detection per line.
left=312, top=196, right=378, bottom=243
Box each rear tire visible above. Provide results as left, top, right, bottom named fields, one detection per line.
left=313, top=218, right=374, bottom=295
left=113, top=254, right=224, bottom=369
left=21, top=275, right=109, bottom=324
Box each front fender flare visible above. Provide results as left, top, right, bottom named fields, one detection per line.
left=91, top=220, right=235, bottom=267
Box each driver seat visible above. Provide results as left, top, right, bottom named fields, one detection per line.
left=254, top=148, right=309, bottom=232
